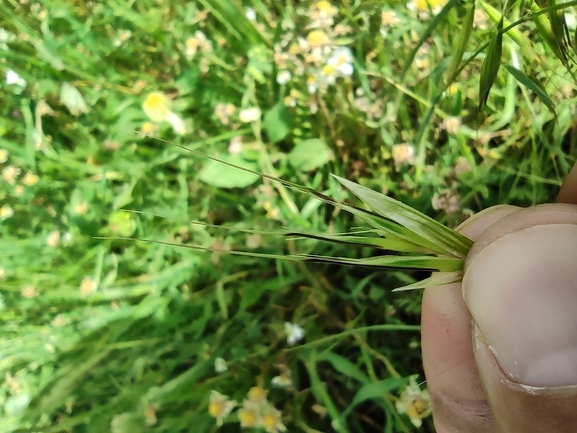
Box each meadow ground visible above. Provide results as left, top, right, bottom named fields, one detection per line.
left=0, top=1, right=576, bottom=432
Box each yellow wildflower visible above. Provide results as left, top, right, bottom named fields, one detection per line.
left=142, top=92, right=172, bottom=122
left=0, top=148, right=7, bottom=164
left=75, top=201, right=88, bottom=215
left=307, top=30, right=330, bottom=48
left=0, top=204, right=14, bottom=220
left=208, top=390, right=236, bottom=426
left=247, top=386, right=268, bottom=404
left=260, top=405, right=287, bottom=433
left=238, top=400, right=261, bottom=428
left=2, top=165, right=20, bottom=184
left=395, top=376, right=432, bottom=428
left=46, top=230, right=60, bottom=247
left=407, top=0, right=448, bottom=17
left=141, top=121, right=156, bottom=136
left=22, top=172, right=39, bottom=186
left=79, top=276, right=97, bottom=297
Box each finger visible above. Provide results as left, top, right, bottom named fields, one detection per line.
left=556, top=161, right=577, bottom=204
left=421, top=205, right=521, bottom=433
left=463, top=204, right=577, bottom=433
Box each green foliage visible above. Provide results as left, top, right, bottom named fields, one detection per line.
left=199, top=154, right=261, bottom=188
left=0, top=0, right=576, bottom=432
left=288, top=139, right=333, bottom=172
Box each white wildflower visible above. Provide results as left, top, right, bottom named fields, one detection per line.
left=6, top=69, right=26, bottom=87
left=214, top=357, right=228, bottom=374
left=271, top=373, right=292, bottom=388
left=245, top=7, right=257, bottom=21
left=284, top=322, right=305, bottom=345
left=239, top=107, right=261, bottom=123
left=327, top=47, right=354, bottom=76
left=276, top=70, right=291, bottom=85
left=0, top=204, right=14, bottom=220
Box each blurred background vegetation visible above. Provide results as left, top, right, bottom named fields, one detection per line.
left=1, top=0, right=576, bottom=432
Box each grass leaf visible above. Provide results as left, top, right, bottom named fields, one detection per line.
left=445, top=3, right=476, bottom=85
left=503, top=64, right=557, bottom=117
left=478, top=16, right=504, bottom=111
left=332, top=176, right=472, bottom=257
left=392, top=271, right=463, bottom=292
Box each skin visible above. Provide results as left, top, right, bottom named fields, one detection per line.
left=421, top=162, right=577, bottom=432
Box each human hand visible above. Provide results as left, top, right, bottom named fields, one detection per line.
left=421, top=164, right=577, bottom=432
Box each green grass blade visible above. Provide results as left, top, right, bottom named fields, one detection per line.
left=445, top=2, right=476, bottom=85
left=480, top=1, right=539, bottom=61
left=332, top=176, right=473, bottom=257
left=285, top=232, right=430, bottom=253
left=530, top=0, right=571, bottom=67
left=304, top=254, right=464, bottom=272
left=478, top=16, right=504, bottom=111
left=392, top=271, right=462, bottom=292
left=124, top=210, right=432, bottom=254
left=97, top=237, right=463, bottom=272
left=503, top=64, right=557, bottom=117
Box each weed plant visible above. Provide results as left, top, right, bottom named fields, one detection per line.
left=0, top=1, right=576, bottom=432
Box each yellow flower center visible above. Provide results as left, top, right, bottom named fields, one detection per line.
left=316, top=1, right=334, bottom=13
left=414, top=0, right=447, bottom=11
left=406, top=397, right=431, bottom=419
left=288, top=43, right=300, bottom=55
left=238, top=408, right=258, bottom=427
left=263, top=412, right=277, bottom=429
left=248, top=386, right=267, bottom=403
left=333, top=55, right=347, bottom=66
left=143, top=92, right=171, bottom=122
left=23, top=172, right=39, bottom=186
left=307, top=30, right=329, bottom=47
left=208, top=401, right=224, bottom=417
left=321, top=64, right=336, bottom=76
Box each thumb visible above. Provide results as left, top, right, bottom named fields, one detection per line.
left=463, top=203, right=577, bottom=432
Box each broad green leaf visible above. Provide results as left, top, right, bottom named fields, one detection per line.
left=503, top=64, right=557, bottom=117
left=288, top=138, right=332, bottom=171
left=479, top=17, right=503, bottom=111
left=333, top=176, right=472, bottom=257
left=199, top=154, right=260, bottom=188
left=263, top=102, right=291, bottom=143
